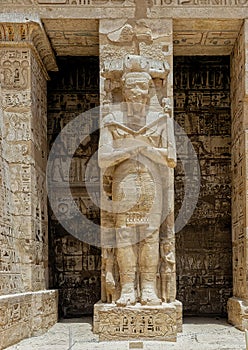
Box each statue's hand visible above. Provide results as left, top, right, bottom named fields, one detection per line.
left=140, top=147, right=168, bottom=165
left=167, top=158, right=176, bottom=168
left=129, top=145, right=146, bottom=156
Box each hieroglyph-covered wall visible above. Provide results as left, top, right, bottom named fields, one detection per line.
left=47, top=57, right=101, bottom=317
left=2, top=0, right=248, bottom=15
left=174, top=56, right=232, bottom=316
left=0, top=47, right=48, bottom=293
left=1, top=2, right=248, bottom=347
left=0, top=22, right=58, bottom=349
left=228, top=21, right=248, bottom=330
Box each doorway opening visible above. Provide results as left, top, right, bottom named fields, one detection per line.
left=174, top=56, right=232, bottom=316
left=47, top=57, right=101, bottom=318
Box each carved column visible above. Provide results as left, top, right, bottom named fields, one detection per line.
left=94, top=18, right=182, bottom=341
left=0, top=18, right=58, bottom=349
left=228, top=20, right=248, bottom=330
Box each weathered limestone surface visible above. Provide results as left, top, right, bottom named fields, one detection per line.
left=43, top=19, right=99, bottom=56
left=173, top=19, right=242, bottom=55
left=0, top=20, right=58, bottom=350
left=0, top=290, right=58, bottom=350
left=1, top=1, right=248, bottom=20
left=228, top=19, right=248, bottom=330
left=3, top=317, right=246, bottom=350
left=94, top=302, right=178, bottom=341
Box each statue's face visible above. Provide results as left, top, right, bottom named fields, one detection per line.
left=161, top=244, right=170, bottom=254
left=123, top=74, right=150, bottom=104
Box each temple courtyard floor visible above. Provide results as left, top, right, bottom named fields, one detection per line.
left=5, top=316, right=247, bottom=350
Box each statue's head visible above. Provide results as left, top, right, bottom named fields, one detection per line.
left=102, top=54, right=170, bottom=110
left=160, top=239, right=173, bottom=254
left=122, top=71, right=152, bottom=105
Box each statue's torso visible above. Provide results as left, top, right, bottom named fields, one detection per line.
left=103, top=111, right=166, bottom=228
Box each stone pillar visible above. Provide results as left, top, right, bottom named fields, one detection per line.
left=228, top=19, right=248, bottom=331
left=94, top=18, right=182, bottom=341
left=0, top=18, right=58, bottom=349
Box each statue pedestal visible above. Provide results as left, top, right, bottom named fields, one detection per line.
left=94, top=301, right=182, bottom=341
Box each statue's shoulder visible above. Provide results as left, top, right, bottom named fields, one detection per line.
left=101, top=113, right=116, bottom=126
left=101, top=111, right=124, bottom=129
left=145, top=111, right=168, bottom=130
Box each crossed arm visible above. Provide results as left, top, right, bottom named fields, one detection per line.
left=98, top=123, right=176, bottom=169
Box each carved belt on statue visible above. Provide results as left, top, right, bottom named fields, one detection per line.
left=126, top=212, right=149, bottom=226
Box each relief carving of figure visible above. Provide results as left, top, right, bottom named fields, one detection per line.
left=159, top=241, right=175, bottom=303
left=98, top=54, right=176, bottom=307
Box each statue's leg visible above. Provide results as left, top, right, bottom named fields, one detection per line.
left=165, top=274, right=171, bottom=303
left=161, top=271, right=167, bottom=302
left=116, top=227, right=137, bottom=306
left=139, top=228, right=161, bottom=305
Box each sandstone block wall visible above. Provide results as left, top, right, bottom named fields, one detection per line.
left=228, top=20, right=248, bottom=330
left=0, top=21, right=58, bottom=349
left=0, top=290, right=58, bottom=349
left=0, top=4, right=248, bottom=346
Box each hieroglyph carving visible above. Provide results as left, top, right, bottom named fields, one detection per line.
left=98, top=53, right=176, bottom=307
left=36, top=0, right=134, bottom=5
left=47, top=57, right=101, bottom=316
left=32, top=0, right=248, bottom=6
left=0, top=23, right=57, bottom=72
left=96, top=305, right=177, bottom=341
left=0, top=46, right=48, bottom=294
left=0, top=49, right=30, bottom=90
left=174, top=56, right=232, bottom=315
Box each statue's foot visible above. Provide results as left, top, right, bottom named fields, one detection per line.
left=116, top=286, right=136, bottom=307
left=141, top=287, right=161, bottom=306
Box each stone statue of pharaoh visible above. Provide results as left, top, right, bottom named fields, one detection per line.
left=98, top=55, right=176, bottom=307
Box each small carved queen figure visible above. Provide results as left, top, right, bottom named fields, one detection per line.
left=98, top=54, right=176, bottom=307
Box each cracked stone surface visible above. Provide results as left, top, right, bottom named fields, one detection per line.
left=5, top=317, right=246, bottom=350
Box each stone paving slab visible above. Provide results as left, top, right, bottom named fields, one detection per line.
left=5, top=317, right=247, bottom=350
